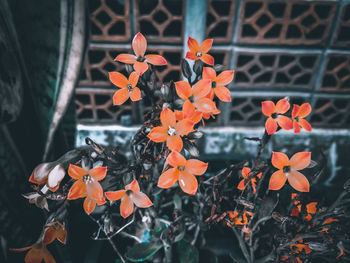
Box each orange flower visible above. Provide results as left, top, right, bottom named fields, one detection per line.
left=237, top=167, right=262, bottom=194
left=105, top=179, right=153, bottom=218
left=29, top=162, right=65, bottom=192
left=115, top=32, right=167, bottom=75
left=109, top=72, right=141, bottom=105
left=67, top=164, right=107, bottom=215
left=42, top=221, right=67, bottom=245
left=11, top=242, right=55, bottom=263
left=175, top=80, right=218, bottom=114
left=157, top=151, right=208, bottom=195
left=292, top=103, right=312, bottom=133
left=290, top=242, right=312, bottom=254
left=185, top=37, right=214, bottom=65
left=304, top=202, right=318, bottom=221
left=147, top=108, right=194, bottom=152
left=228, top=210, right=254, bottom=226
left=261, top=99, right=293, bottom=135
left=269, top=152, right=311, bottom=192
left=202, top=67, right=234, bottom=102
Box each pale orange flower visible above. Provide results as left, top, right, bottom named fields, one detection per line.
left=115, top=32, right=167, bottom=75
left=237, top=167, right=262, bottom=194
left=292, top=103, right=312, bottom=133
left=158, top=151, right=208, bottom=195
left=175, top=80, right=218, bottom=114
left=105, top=179, right=153, bottom=218
left=67, top=165, right=107, bottom=214
left=147, top=108, right=194, bottom=152
left=261, top=99, right=293, bottom=135
left=109, top=71, right=141, bottom=105
left=202, top=67, right=234, bottom=102
left=269, top=152, right=311, bottom=192
left=29, top=162, right=65, bottom=192
left=185, top=37, right=214, bottom=65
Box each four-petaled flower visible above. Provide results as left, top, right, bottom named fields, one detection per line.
left=67, top=164, right=107, bottom=214
left=175, top=79, right=217, bottom=114
left=292, top=103, right=312, bottom=133
left=157, top=151, right=208, bottom=195
left=29, top=162, right=65, bottom=192
left=261, top=99, right=293, bottom=135
left=237, top=167, right=262, bottom=194
left=105, top=179, right=153, bottom=218
left=186, top=37, right=214, bottom=65
left=269, top=152, right=311, bottom=192
left=109, top=71, right=141, bottom=105
left=147, top=107, right=194, bottom=152
left=115, top=32, right=167, bottom=75
left=202, top=67, right=234, bottom=102
left=42, top=221, right=67, bottom=245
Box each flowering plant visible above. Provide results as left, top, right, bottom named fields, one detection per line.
left=12, top=33, right=349, bottom=263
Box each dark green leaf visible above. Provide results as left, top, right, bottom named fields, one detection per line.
left=173, top=194, right=182, bottom=210
left=176, top=240, right=199, bottom=263
left=125, top=241, right=163, bottom=262
left=193, top=60, right=203, bottom=75
left=182, top=59, right=192, bottom=79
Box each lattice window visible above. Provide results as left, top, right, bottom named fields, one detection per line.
left=135, top=0, right=185, bottom=43
left=206, top=0, right=236, bottom=43
left=228, top=96, right=308, bottom=126
left=232, top=50, right=320, bottom=89
left=332, top=3, right=350, bottom=48
left=237, top=0, right=337, bottom=46
left=310, top=97, right=350, bottom=127
left=321, top=54, right=350, bottom=92
left=89, top=0, right=131, bottom=42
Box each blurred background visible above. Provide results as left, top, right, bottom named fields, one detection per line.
left=1, top=0, right=350, bottom=262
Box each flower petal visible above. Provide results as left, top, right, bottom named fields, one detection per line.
left=120, top=196, right=134, bottom=218
left=288, top=170, right=310, bottom=192
left=185, top=51, right=198, bottom=61
left=275, top=99, right=290, bottom=114
left=199, top=38, right=213, bottom=53
left=268, top=170, right=287, bottom=190
left=128, top=71, right=139, bottom=87
left=293, top=119, right=301, bottom=134
left=145, top=54, right=167, bottom=65
left=42, top=227, right=57, bottom=245
left=166, top=135, right=183, bottom=152
left=105, top=190, right=126, bottom=201
left=298, top=103, right=312, bottom=118
left=130, top=87, right=141, bottom=101
left=130, top=191, right=153, bottom=208
left=89, top=166, right=107, bottom=181
left=175, top=81, right=192, bottom=100
left=83, top=197, right=96, bottom=215
left=202, top=67, right=216, bottom=80
left=277, top=115, right=293, bottom=130
left=242, top=167, right=251, bottom=178
left=200, top=54, right=214, bottom=65
left=43, top=246, right=56, bottom=263
left=167, top=151, right=186, bottom=167
left=265, top=117, right=277, bottom=135
left=115, top=53, right=137, bottom=64
left=86, top=180, right=104, bottom=201
left=25, top=247, right=44, bottom=263
left=299, top=119, right=312, bottom=132
left=185, top=159, right=208, bottom=175
left=109, top=72, right=128, bottom=88
left=214, top=86, right=231, bottom=102
left=125, top=179, right=140, bottom=192
left=113, top=88, right=129, bottom=105
left=194, top=98, right=216, bottom=113
left=147, top=126, right=167, bottom=142
left=175, top=119, right=194, bottom=136
left=306, top=202, right=318, bottom=214
left=67, top=180, right=87, bottom=200
left=192, top=79, right=211, bottom=98
left=261, top=101, right=275, bottom=116
left=215, top=70, right=234, bottom=85
left=289, top=152, right=311, bottom=170
left=157, top=168, right=179, bottom=188
left=187, top=37, right=200, bottom=53
left=47, top=165, right=65, bottom=191
left=292, top=104, right=300, bottom=119
left=132, top=32, right=147, bottom=57
left=30, top=163, right=52, bottom=184
left=134, top=61, right=148, bottom=75
left=272, top=152, right=289, bottom=169
left=237, top=179, right=246, bottom=190
left=160, top=107, right=176, bottom=128
left=183, top=100, right=196, bottom=119
left=179, top=171, right=198, bottom=195
left=175, top=110, right=184, bottom=121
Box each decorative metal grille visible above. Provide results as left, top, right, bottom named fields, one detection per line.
left=332, top=3, right=350, bottom=48
left=237, top=0, right=337, bottom=46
